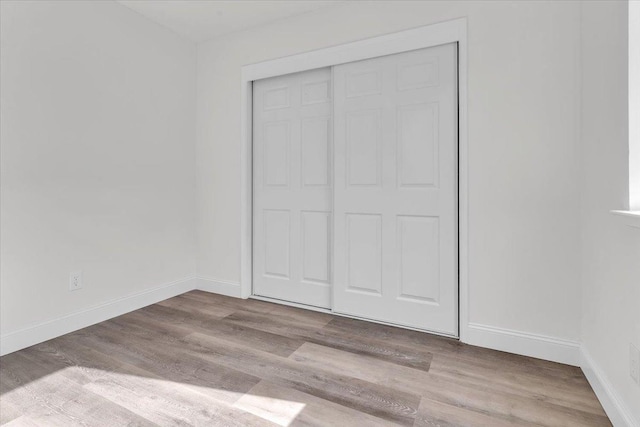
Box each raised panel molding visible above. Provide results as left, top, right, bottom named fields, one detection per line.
left=397, top=216, right=439, bottom=304
left=263, top=86, right=290, bottom=110
left=263, top=209, right=291, bottom=278
left=301, top=211, right=331, bottom=284
left=397, top=103, right=438, bottom=188
left=302, top=80, right=330, bottom=105
left=397, top=60, right=439, bottom=91
left=346, top=214, right=382, bottom=294
left=301, top=117, right=330, bottom=186
left=346, top=110, right=382, bottom=186
left=263, top=122, right=290, bottom=187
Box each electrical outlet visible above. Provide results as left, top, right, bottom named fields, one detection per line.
left=631, top=343, right=640, bottom=385
left=69, top=271, right=82, bottom=291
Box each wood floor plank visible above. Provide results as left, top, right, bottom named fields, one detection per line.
left=409, top=370, right=610, bottom=426
left=133, top=303, right=305, bottom=357
left=326, top=316, right=586, bottom=383
left=255, top=303, right=334, bottom=328
left=62, top=321, right=262, bottom=405
left=234, top=380, right=398, bottom=427
left=2, top=416, right=49, bottom=427
left=222, top=310, right=433, bottom=371
left=428, top=354, right=608, bottom=417
left=182, top=291, right=332, bottom=327
left=0, top=292, right=611, bottom=426
left=8, top=331, right=274, bottom=426
left=413, top=397, right=525, bottom=427
left=184, top=332, right=421, bottom=426
left=288, top=342, right=597, bottom=427
left=179, top=291, right=277, bottom=315
left=0, top=351, right=157, bottom=427
left=68, top=316, right=420, bottom=426
left=18, top=338, right=133, bottom=387
left=0, top=399, right=23, bottom=425
left=82, top=366, right=276, bottom=427
left=289, top=341, right=431, bottom=396
left=157, top=294, right=237, bottom=318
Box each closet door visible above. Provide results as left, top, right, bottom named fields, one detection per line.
left=253, top=68, right=332, bottom=309
left=333, top=44, right=458, bottom=335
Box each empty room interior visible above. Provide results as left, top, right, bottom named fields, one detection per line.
left=1, top=0, right=639, bottom=426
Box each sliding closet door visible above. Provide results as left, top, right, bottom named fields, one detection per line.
left=253, top=68, right=332, bottom=309
left=332, top=44, right=458, bottom=335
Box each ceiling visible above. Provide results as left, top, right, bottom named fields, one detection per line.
left=116, top=0, right=342, bottom=43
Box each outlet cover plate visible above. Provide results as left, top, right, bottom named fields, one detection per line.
left=69, top=271, right=82, bottom=291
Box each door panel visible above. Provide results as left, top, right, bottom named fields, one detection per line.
left=397, top=103, right=438, bottom=187
left=346, top=214, right=383, bottom=294
left=301, top=117, right=330, bottom=186
left=397, top=215, right=440, bottom=303
left=253, top=68, right=332, bottom=309
left=301, top=211, right=331, bottom=284
left=263, top=122, right=290, bottom=187
left=346, top=110, right=382, bottom=186
left=333, top=44, right=458, bottom=335
left=263, top=209, right=290, bottom=278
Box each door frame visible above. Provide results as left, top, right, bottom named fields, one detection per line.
left=240, top=18, right=469, bottom=340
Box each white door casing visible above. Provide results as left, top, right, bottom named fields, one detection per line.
left=252, top=68, right=333, bottom=309
left=332, top=44, right=458, bottom=336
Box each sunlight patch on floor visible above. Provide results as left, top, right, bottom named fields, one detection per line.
left=234, top=391, right=306, bottom=426
left=4, top=365, right=309, bottom=425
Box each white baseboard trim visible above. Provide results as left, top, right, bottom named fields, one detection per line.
left=0, top=276, right=198, bottom=356
left=581, top=347, right=639, bottom=427
left=464, top=322, right=581, bottom=366
left=196, top=277, right=242, bottom=298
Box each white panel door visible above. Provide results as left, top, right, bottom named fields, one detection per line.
left=333, top=44, right=458, bottom=335
left=253, top=68, right=332, bottom=309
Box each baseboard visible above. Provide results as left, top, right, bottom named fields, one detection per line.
left=195, top=277, right=242, bottom=298
left=464, top=322, right=581, bottom=366
left=581, top=347, right=640, bottom=427
left=0, top=276, right=198, bottom=356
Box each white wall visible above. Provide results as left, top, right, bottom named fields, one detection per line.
left=196, top=0, right=583, bottom=342
left=0, top=1, right=197, bottom=336
left=580, top=1, right=640, bottom=424
left=629, top=0, right=640, bottom=211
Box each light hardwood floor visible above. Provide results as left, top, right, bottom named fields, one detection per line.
left=0, top=291, right=610, bottom=426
